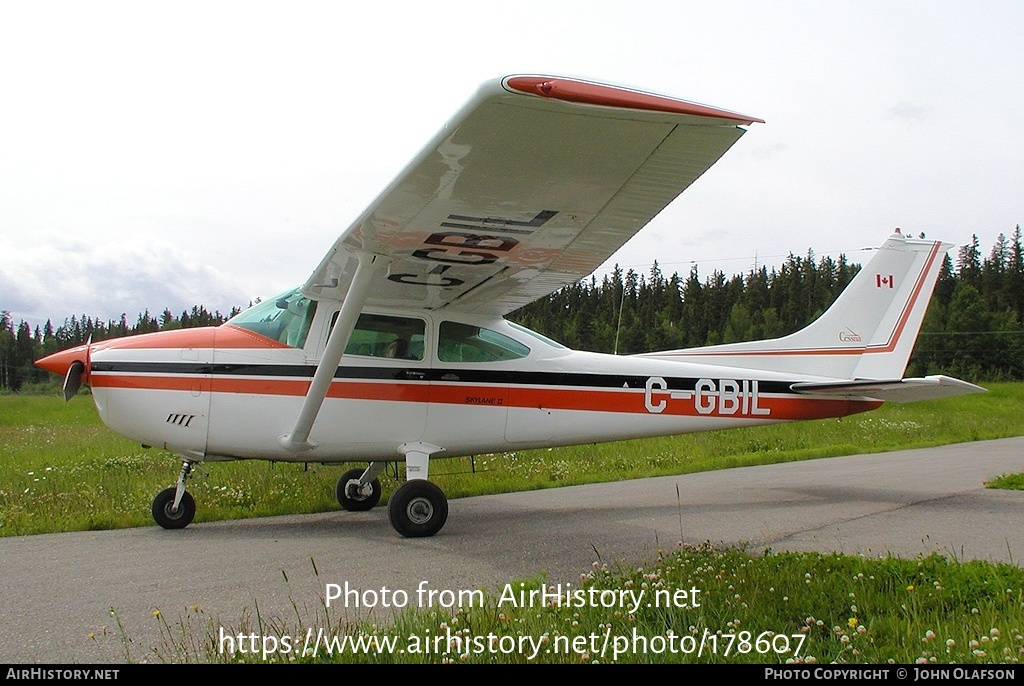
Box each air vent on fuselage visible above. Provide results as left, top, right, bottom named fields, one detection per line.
left=166, top=413, right=196, bottom=428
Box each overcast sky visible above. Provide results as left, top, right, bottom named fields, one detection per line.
left=2, top=1, right=1022, bottom=330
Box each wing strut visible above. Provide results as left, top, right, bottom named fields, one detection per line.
left=279, top=251, right=390, bottom=452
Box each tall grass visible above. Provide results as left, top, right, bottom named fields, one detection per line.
left=140, top=545, right=1024, bottom=664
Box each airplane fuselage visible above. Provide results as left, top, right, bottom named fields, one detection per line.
left=75, top=302, right=878, bottom=465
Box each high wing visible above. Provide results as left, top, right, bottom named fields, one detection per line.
left=302, top=75, right=762, bottom=315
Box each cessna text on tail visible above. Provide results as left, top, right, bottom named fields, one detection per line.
left=36, top=75, right=984, bottom=537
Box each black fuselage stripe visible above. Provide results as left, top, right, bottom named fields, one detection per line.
left=88, top=361, right=795, bottom=394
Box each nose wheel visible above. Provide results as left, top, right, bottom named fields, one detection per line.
left=152, top=459, right=198, bottom=529
left=152, top=487, right=196, bottom=529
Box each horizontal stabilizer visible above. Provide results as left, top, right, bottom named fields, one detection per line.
left=790, top=375, right=986, bottom=403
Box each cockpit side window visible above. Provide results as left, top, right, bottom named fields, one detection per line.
left=329, top=312, right=426, bottom=361
left=438, top=321, right=531, bottom=362
left=227, top=287, right=318, bottom=348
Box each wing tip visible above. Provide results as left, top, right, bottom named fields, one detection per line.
left=501, top=74, right=764, bottom=125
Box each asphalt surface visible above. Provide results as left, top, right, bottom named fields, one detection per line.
left=2, top=437, right=1023, bottom=664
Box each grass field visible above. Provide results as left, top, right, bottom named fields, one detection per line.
left=187, top=545, right=1024, bottom=664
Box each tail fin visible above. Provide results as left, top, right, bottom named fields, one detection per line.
left=643, top=230, right=949, bottom=380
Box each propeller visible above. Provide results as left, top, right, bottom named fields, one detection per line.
left=61, top=336, right=91, bottom=401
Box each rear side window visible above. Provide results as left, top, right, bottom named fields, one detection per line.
left=438, top=322, right=530, bottom=362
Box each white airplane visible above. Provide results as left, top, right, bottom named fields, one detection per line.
left=36, top=75, right=984, bottom=538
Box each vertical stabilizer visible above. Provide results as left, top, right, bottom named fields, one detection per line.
left=642, top=231, right=950, bottom=380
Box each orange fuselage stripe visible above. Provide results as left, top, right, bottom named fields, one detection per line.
left=90, top=374, right=878, bottom=421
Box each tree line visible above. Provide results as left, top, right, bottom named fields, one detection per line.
left=0, top=305, right=239, bottom=392
left=2, top=229, right=1022, bottom=392
left=512, top=228, right=1024, bottom=383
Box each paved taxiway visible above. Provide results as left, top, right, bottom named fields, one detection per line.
left=1, top=437, right=1023, bottom=664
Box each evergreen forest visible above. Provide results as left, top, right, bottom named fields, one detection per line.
left=3, top=229, right=1022, bottom=392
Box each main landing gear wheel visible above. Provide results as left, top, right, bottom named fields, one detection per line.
left=152, top=487, right=196, bottom=529
left=388, top=480, right=448, bottom=538
left=336, top=468, right=382, bottom=511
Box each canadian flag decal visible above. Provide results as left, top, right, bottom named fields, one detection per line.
left=876, top=274, right=894, bottom=288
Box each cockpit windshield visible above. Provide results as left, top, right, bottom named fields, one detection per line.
left=227, top=287, right=317, bottom=348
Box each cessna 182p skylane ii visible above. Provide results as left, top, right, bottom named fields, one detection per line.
left=37, top=75, right=984, bottom=538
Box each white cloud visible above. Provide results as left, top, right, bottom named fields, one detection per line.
left=0, top=235, right=252, bottom=326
